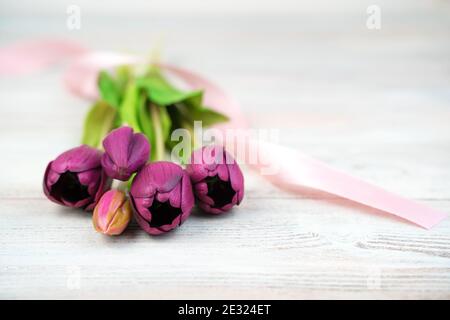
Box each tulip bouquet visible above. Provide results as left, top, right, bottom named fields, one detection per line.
left=43, top=66, right=244, bottom=236
left=0, top=38, right=441, bottom=235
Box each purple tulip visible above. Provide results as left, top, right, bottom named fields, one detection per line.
left=101, top=126, right=150, bottom=181
left=43, top=145, right=111, bottom=210
left=186, top=146, right=244, bottom=214
left=130, top=161, right=194, bottom=235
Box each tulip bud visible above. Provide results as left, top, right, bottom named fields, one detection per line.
left=130, top=161, right=194, bottom=235
left=186, top=145, right=244, bottom=214
left=101, top=126, right=150, bottom=181
left=43, top=145, right=111, bottom=210
left=93, top=190, right=132, bottom=235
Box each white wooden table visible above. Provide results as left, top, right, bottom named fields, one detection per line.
left=1, top=1, right=449, bottom=299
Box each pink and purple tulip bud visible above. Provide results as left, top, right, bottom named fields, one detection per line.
left=93, top=190, right=132, bottom=236
left=43, top=145, right=111, bottom=211
left=101, top=126, right=150, bottom=181
left=186, top=146, right=244, bottom=214
left=130, top=161, right=194, bottom=235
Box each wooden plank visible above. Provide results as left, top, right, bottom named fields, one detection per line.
left=1, top=196, right=449, bottom=299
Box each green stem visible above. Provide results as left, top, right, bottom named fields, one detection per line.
left=112, top=180, right=129, bottom=192
left=150, top=103, right=165, bottom=161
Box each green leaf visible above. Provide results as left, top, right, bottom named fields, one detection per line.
left=82, top=101, right=117, bottom=148
left=137, top=96, right=158, bottom=159
left=188, top=107, right=229, bottom=127
left=159, top=105, right=172, bottom=142
left=152, top=88, right=203, bottom=107
left=98, top=71, right=121, bottom=108
left=127, top=172, right=137, bottom=190
left=136, top=93, right=173, bottom=161
left=137, top=71, right=228, bottom=125
left=149, top=104, right=166, bottom=161
left=173, top=103, right=229, bottom=127
left=119, top=82, right=141, bottom=131
left=136, top=72, right=203, bottom=107
left=116, top=65, right=132, bottom=89
left=137, top=94, right=153, bottom=141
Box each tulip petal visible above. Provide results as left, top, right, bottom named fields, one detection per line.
left=186, top=163, right=209, bottom=183
left=127, top=132, right=150, bottom=172
left=101, top=153, right=124, bottom=180
left=61, top=196, right=91, bottom=208
left=93, top=190, right=132, bottom=236
left=78, top=169, right=100, bottom=193
left=168, top=183, right=181, bottom=209
left=132, top=196, right=153, bottom=221
left=194, top=182, right=208, bottom=195
left=43, top=162, right=60, bottom=204
left=130, top=161, right=193, bottom=235
left=131, top=162, right=182, bottom=198
left=198, top=201, right=223, bottom=215
left=228, top=162, right=244, bottom=195
left=107, top=200, right=132, bottom=235
left=237, top=189, right=244, bottom=205
left=217, top=164, right=229, bottom=181
left=87, top=170, right=111, bottom=211
left=186, top=146, right=244, bottom=215
left=46, top=167, right=61, bottom=187
left=156, top=191, right=171, bottom=203
left=194, top=183, right=214, bottom=206
left=102, top=126, right=133, bottom=169
left=180, top=173, right=194, bottom=220
left=98, top=191, right=114, bottom=228
left=101, top=127, right=150, bottom=180
left=133, top=210, right=153, bottom=234
left=43, top=146, right=108, bottom=210
left=51, top=145, right=102, bottom=173
left=221, top=203, right=235, bottom=211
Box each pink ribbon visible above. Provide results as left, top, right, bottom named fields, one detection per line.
left=0, top=39, right=446, bottom=229
left=0, top=39, right=87, bottom=75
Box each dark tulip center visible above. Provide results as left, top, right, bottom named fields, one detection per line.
left=51, top=171, right=90, bottom=203
left=205, top=175, right=236, bottom=208
left=148, top=200, right=182, bottom=228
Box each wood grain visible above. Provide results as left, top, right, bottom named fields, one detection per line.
left=0, top=0, right=449, bottom=299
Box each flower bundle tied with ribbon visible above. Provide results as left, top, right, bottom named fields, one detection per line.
left=43, top=63, right=244, bottom=236
left=0, top=39, right=446, bottom=231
